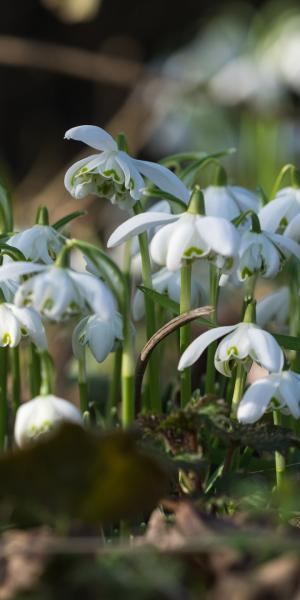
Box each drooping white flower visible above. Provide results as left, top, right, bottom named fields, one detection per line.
left=237, top=371, right=300, bottom=423
left=256, top=287, right=289, bottom=328
left=0, top=303, right=47, bottom=349
left=237, top=229, right=300, bottom=281
left=0, top=262, right=116, bottom=322
left=72, top=312, right=123, bottom=362
left=178, top=322, right=284, bottom=376
left=14, top=394, right=83, bottom=447
left=108, top=210, right=240, bottom=272
left=203, top=185, right=259, bottom=221
left=132, top=266, right=205, bottom=321
left=7, top=225, right=65, bottom=264
left=64, top=125, right=190, bottom=209
left=258, top=187, right=300, bottom=233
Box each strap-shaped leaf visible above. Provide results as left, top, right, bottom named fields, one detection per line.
left=52, top=210, right=87, bottom=231
left=0, top=181, right=13, bottom=232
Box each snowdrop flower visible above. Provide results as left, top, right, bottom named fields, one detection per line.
left=133, top=266, right=205, bottom=320
left=237, top=229, right=300, bottom=281
left=178, top=322, right=284, bottom=376
left=64, top=125, right=190, bottom=209
left=256, top=287, right=289, bottom=328
left=237, top=371, right=300, bottom=424
left=0, top=262, right=116, bottom=322
left=108, top=191, right=240, bottom=272
left=258, top=187, right=300, bottom=233
left=203, top=185, right=258, bottom=221
left=14, top=394, right=83, bottom=447
left=72, top=312, right=123, bottom=362
left=0, top=303, right=47, bottom=349
left=7, top=225, right=65, bottom=264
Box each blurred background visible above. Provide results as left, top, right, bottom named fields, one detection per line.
left=2, top=0, right=300, bottom=401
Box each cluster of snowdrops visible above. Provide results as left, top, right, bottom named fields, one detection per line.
left=1, top=124, right=300, bottom=462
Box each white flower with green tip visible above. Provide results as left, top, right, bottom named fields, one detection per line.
left=0, top=303, right=47, bottom=349
left=0, top=262, right=116, bottom=322
left=72, top=312, right=123, bottom=363
left=237, top=371, right=300, bottom=423
left=7, top=225, right=65, bottom=264
left=178, top=322, right=284, bottom=376
left=237, top=229, right=300, bottom=281
left=64, top=125, right=190, bottom=209
left=108, top=205, right=240, bottom=272
left=14, top=394, right=83, bottom=447
left=258, top=187, right=300, bottom=233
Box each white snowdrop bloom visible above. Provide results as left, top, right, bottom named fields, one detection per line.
left=237, top=371, right=300, bottom=424
left=64, top=125, right=190, bottom=209
left=178, top=322, right=284, bottom=376
left=72, top=312, right=123, bottom=363
left=14, top=394, right=83, bottom=447
left=0, top=262, right=116, bottom=322
left=203, top=185, right=259, bottom=221
left=108, top=210, right=240, bottom=273
left=132, top=266, right=205, bottom=321
left=258, top=187, right=300, bottom=233
left=256, top=287, right=289, bottom=328
left=0, top=303, right=47, bottom=349
left=237, top=229, right=300, bottom=281
left=7, top=225, right=65, bottom=264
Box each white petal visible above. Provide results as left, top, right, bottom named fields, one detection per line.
left=237, top=379, right=276, bottom=423
left=150, top=222, right=175, bottom=266
left=64, top=125, right=117, bottom=152
left=86, top=317, right=115, bottom=362
left=261, top=237, right=281, bottom=278
left=269, top=232, right=300, bottom=261
left=132, top=289, right=145, bottom=321
left=72, top=317, right=89, bottom=359
left=9, top=305, right=48, bottom=350
left=132, top=158, right=190, bottom=203
left=0, top=305, right=21, bottom=347
left=178, top=324, right=237, bottom=371
left=116, top=152, right=145, bottom=200
left=166, top=222, right=195, bottom=271
left=0, top=262, right=45, bottom=282
left=107, top=212, right=178, bottom=248
left=64, top=154, right=100, bottom=196
left=259, top=196, right=294, bottom=232
left=70, top=271, right=116, bottom=318
left=203, top=186, right=238, bottom=220
left=196, top=216, right=240, bottom=257
left=247, top=327, right=284, bottom=372
left=284, top=214, right=300, bottom=241
left=280, top=377, right=300, bottom=418
left=256, top=287, right=289, bottom=327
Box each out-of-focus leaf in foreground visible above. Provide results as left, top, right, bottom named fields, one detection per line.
left=0, top=424, right=168, bottom=525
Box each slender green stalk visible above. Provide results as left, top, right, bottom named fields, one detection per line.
left=121, top=289, right=135, bottom=427
left=107, top=345, right=122, bottom=424
left=180, top=260, right=192, bottom=408
left=10, top=346, right=20, bottom=418
left=133, top=202, right=160, bottom=412
left=205, top=264, right=219, bottom=394
left=0, top=347, right=8, bottom=450
left=230, top=363, right=247, bottom=418
left=273, top=411, right=285, bottom=489
left=40, top=351, right=54, bottom=395
left=78, top=352, right=88, bottom=414
left=28, top=343, right=41, bottom=398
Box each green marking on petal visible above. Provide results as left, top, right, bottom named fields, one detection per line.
left=241, top=266, right=253, bottom=279
left=2, top=333, right=11, bottom=346
left=184, top=246, right=203, bottom=258
left=227, top=345, right=239, bottom=357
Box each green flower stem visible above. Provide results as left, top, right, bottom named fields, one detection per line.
left=121, top=288, right=135, bottom=427
left=271, top=163, right=296, bottom=198
left=10, top=346, right=20, bottom=418
left=78, top=352, right=88, bottom=414
left=40, top=351, right=54, bottom=395
left=133, top=202, right=160, bottom=413
left=0, top=347, right=8, bottom=449
left=230, top=363, right=247, bottom=418
left=273, top=411, right=285, bottom=489
left=290, top=261, right=300, bottom=372
left=28, top=343, right=41, bottom=398
left=107, top=345, right=122, bottom=424
left=180, top=260, right=192, bottom=408
left=205, top=265, right=219, bottom=394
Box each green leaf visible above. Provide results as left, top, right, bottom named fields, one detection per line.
left=180, top=149, right=236, bottom=183
left=0, top=243, right=26, bottom=262
left=142, top=189, right=186, bottom=213
left=160, top=148, right=235, bottom=169
left=52, top=210, right=87, bottom=231
left=0, top=424, right=168, bottom=526
left=272, top=333, right=300, bottom=351
left=73, top=239, right=126, bottom=309
left=0, top=181, right=13, bottom=231
left=139, top=286, right=214, bottom=328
